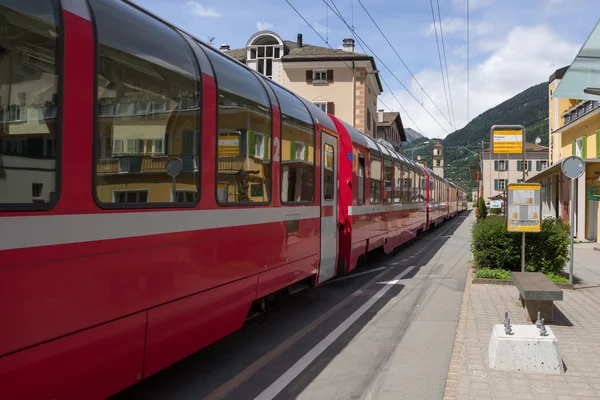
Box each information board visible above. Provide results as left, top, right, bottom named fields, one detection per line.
left=506, top=183, right=541, bottom=232
left=492, top=129, right=523, bottom=154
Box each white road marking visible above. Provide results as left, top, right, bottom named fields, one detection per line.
left=253, top=265, right=417, bottom=400
left=321, top=267, right=387, bottom=285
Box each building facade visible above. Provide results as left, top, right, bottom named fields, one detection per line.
left=376, top=110, right=406, bottom=151
left=527, top=63, right=600, bottom=242
left=432, top=141, right=444, bottom=178
left=224, top=31, right=385, bottom=138
left=482, top=142, right=550, bottom=202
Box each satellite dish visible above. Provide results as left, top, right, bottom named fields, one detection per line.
left=535, top=137, right=541, bottom=145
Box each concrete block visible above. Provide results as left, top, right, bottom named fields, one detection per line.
left=488, top=324, right=564, bottom=374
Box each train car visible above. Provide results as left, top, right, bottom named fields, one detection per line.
left=0, top=0, right=345, bottom=398
left=421, top=166, right=449, bottom=229
left=330, top=117, right=426, bottom=274
left=457, top=187, right=469, bottom=212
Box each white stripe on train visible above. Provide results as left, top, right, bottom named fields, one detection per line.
left=0, top=206, right=320, bottom=251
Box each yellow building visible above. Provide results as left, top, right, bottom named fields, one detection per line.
left=528, top=20, right=600, bottom=242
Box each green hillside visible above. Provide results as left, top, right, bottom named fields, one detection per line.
left=403, top=82, right=549, bottom=191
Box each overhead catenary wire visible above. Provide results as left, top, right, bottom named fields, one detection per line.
left=429, top=0, right=452, bottom=127
left=467, top=0, right=470, bottom=123
left=356, top=0, right=456, bottom=131
left=435, top=0, right=456, bottom=127
left=324, top=0, right=451, bottom=134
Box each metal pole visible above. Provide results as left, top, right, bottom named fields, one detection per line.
left=569, top=177, right=575, bottom=284
left=172, top=176, right=177, bottom=203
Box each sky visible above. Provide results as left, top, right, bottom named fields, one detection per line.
left=136, top=0, right=599, bottom=139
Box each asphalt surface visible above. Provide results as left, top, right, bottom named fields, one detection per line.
left=111, top=211, right=473, bottom=400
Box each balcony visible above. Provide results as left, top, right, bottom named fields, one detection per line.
left=562, top=100, right=600, bottom=126
left=97, top=154, right=199, bottom=175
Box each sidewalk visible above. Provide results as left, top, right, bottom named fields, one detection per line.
left=443, top=272, right=600, bottom=400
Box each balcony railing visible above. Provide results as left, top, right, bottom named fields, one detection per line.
left=97, top=154, right=199, bottom=175
left=562, top=100, right=600, bottom=126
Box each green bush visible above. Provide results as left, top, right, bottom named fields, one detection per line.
left=490, top=208, right=502, bottom=215
left=471, top=216, right=569, bottom=275
left=475, top=268, right=511, bottom=280
left=545, top=272, right=569, bottom=284
left=477, top=197, right=487, bottom=220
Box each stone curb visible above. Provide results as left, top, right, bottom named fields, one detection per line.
left=442, top=266, right=472, bottom=400
left=471, top=277, right=574, bottom=290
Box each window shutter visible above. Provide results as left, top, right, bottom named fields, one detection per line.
left=304, top=145, right=309, bottom=161
left=536, top=160, right=540, bottom=171
left=327, top=70, right=334, bottom=83
left=494, top=179, right=498, bottom=191
left=505, top=179, right=508, bottom=188
left=290, top=141, right=296, bottom=160
left=597, top=130, right=600, bottom=158
left=327, top=102, right=335, bottom=115
left=572, top=139, right=576, bottom=156
left=265, top=136, right=270, bottom=159
left=582, top=135, right=587, bottom=158
left=240, top=130, right=247, bottom=157
left=517, top=160, right=521, bottom=171
left=494, top=160, right=498, bottom=171
left=248, top=130, right=255, bottom=157
left=527, top=161, right=532, bottom=171
left=306, top=70, right=313, bottom=83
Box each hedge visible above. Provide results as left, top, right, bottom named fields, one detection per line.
left=471, top=216, right=570, bottom=274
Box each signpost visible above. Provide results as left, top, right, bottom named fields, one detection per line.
left=491, top=125, right=529, bottom=271
left=561, top=156, right=585, bottom=284
left=166, top=158, right=183, bottom=203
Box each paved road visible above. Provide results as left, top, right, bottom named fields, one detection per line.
left=567, top=243, right=600, bottom=286
left=111, top=211, right=473, bottom=400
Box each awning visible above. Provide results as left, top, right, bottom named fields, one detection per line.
left=526, top=158, right=600, bottom=182
left=553, top=18, right=600, bottom=101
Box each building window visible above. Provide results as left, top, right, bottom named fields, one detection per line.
left=323, top=143, right=335, bottom=201
left=538, top=160, right=548, bottom=171
left=367, top=109, right=371, bottom=130
left=295, top=141, right=306, bottom=160
left=436, top=159, right=441, bottom=166
left=313, top=102, right=327, bottom=112
left=358, top=155, right=365, bottom=204
left=250, top=36, right=282, bottom=79
left=383, top=159, right=392, bottom=204
left=209, top=44, right=272, bottom=205
left=370, top=155, right=382, bottom=204
left=113, top=190, right=149, bottom=203
left=91, top=0, right=201, bottom=207
left=498, top=160, right=506, bottom=171
left=313, top=70, right=327, bottom=82
left=173, top=190, right=197, bottom=203
left=0, top=0, right=60, bottom=208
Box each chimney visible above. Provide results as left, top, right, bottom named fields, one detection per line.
left=219, top=44, right=230, bottom=52
left=343, top=38, right=355, bottom=52
left=297, top=33, right=303, bottom=48
left=377, top=109, right=384, bottom=124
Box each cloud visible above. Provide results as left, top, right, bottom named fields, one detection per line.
left=256, top=22, right=273, bottom=31
left=452, top=0, right=495, bottom=10
left=312, top=21, right=329, bottom=36
left=381, top=24, right=579, bottom=138
left=186, top=1, right=222, bottom=18
left=425, top=18, right=493, bottom=37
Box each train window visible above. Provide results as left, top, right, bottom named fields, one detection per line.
left=383, top=159, right=392, bottom=204
left=369, top=155, right=381, bottom=204
left=0, top=0, right=60, bottom=208
left=323, top=143, right=334, bottom=201
left=90, top=0, right=201, bottom=206
left=205, top=48, right=272, bottom=204
left=393, top=163, right=402, bottom=203
left=267, top=81, right=315, bottom=203
left=357, top=154, right=365, bottom=204
left=413, top=171, right=420, bottom=202
left=402, top=167, right=412, bottom=203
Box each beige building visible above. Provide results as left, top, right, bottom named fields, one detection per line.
left=482, top=142, right=550, bottom=201
left=432, top=141, right=444, bottom=178
left=376, top=111, right=406, bottom=151
left=224, top=31, right=385, bottom=137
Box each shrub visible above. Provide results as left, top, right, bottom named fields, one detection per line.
left=545, top=271, right=569, bottom=284
left=477, top=197, right=487, bottom=220
left=471, top=216, right=569, bottom=275
left=490, top=208, right=502, bottom=215
left=475, top=268, right=511, bottom=280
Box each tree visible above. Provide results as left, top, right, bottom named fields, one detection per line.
left=477, top=197, right=487, bottom=220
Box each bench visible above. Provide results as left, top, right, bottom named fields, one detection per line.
left=511, top=272, right=563, bottom=323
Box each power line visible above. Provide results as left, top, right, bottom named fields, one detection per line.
left=325, top=0, right=451, bottom=134
left=327, top=0, right=422, bottom=132
left=436, top=0, right=456, bottom=127
left=429, top=0, right=452, bottom=127
left=356, top=0, right=456, bottom=131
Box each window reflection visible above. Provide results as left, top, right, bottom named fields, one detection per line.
left=324, top=143, right=334, bottom=201
left=393, top=163, right=402, bottom=203
left=370, top=156, right=381, bottom=204
left=383, top=159, right=392, bottom=204
left=90, top=0, right=201, bottom=205
left=0, top=1, right=59, bottom=206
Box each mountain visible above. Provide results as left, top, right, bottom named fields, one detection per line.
left=402, top=82, right=549, bottom=191
left=404, top=127, right=426, bottom=143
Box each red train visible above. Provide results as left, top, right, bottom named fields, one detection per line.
left=0, top=0, right=468, bottom=398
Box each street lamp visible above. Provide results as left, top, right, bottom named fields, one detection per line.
left=411, top=140, right=430, bottom=160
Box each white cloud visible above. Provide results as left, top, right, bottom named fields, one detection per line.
left=425, top=18, right=493, bottom=37
left=257, top=22, right=273, bottom=31
left=312, top=21, right=330, bottom=36
left=453, top=0, right=495, bottom=10
left=381, top=25, right=579, bottom=138
left=186, top=1, right=222, bottom=18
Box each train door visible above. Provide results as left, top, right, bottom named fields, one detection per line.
left=318, top=132, right=338, bottom=283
